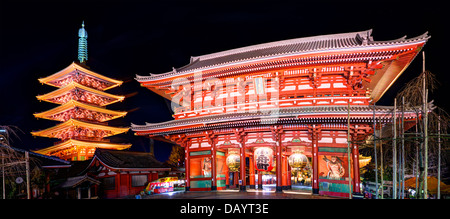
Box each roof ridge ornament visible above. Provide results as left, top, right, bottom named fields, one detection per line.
left=357, top=29, right=373, bottom=45
left=78, top=21, right=88, bottom=63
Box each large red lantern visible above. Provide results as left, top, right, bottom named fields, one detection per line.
left=254, top=147, right=274, bottom=172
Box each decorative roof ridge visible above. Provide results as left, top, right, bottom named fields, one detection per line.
left=192, top=29, right=373, bottom=62
left=368, top=31, right=430, bottom=46
left=137, top=30, right=430, bottom=82
left=135, top=30, right=372, bottom=81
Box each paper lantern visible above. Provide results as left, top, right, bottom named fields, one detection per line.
left=288, top=150, right=308, bottom=170
left=254, top=147, right=274, bottom=171
left=226, top=151, right=240, bottom=172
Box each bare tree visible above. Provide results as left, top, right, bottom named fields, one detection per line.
left=394, top=70, right=449, bottom=198
left=361, top=69, right=449, bottom=199
left=0, top=125, right=37, bottom=199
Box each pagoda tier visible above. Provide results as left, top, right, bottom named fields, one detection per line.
left=132, top=30, right=430, bottom=197
left=38, top=62, right=123, bottom=91
left=36, top=81, right=125, bottom=106
left=31, top=118, right=129, bottom=140
left=34, top=99, right=127, bottom=122
left=33, top=139, right=131, bottom=161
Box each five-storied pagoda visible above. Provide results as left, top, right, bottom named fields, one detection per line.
left=132, top=30, right=429, bottom=197
left=32, top=22, right=131, bottom=161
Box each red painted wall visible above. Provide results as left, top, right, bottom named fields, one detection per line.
left=101, top=173, right=160, bottom=199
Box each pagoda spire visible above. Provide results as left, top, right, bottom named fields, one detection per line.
left=78, top=21, right=88, bottom=63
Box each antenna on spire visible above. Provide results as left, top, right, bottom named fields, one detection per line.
left=78, top=21, right=88, bottom=63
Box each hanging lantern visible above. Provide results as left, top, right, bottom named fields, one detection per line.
left=226, top=151, right=240, bottom=172
left=288, top=150, right=308, bottom=170
left=358, top=155, right=371, bottom=169
left=254, top=147, right=274, bottom=172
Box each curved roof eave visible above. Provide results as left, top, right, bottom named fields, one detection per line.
left=135, top=30, right=429, bottom=83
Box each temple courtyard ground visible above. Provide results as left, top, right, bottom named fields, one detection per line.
left=130, top=188, right=342, bottom=199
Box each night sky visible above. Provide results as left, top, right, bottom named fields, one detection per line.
left=0, top=0, right=447, bottom=162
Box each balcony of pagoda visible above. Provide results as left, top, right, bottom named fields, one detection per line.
left=46, top=111, right=115, bottom=124
left=53, top=137, right=111, bottom=146
left=75, top=118, right=109, bottom=126
left=44, top=93, right=121, bottom=107
left=36, top=81, right=125, bottom=107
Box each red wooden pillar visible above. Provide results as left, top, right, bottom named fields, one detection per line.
left=249, top=153, right=255, bottom=189
left=116, top=173, right=121, bottom=198
left=282, top=153, right=290, bottom=189
left=239, top=140, right=246, bottom=191
left=210, top=135, right=217, bottom=191
left=269, top=126, right=283, bottom=193
left=119, top=173, right=129, bottom=197
left=258, top=171, right=263, bottom=190
left=233, top=128, right=246, bottom=191
left=276, top=136, right=282, bottom=193
left=185, top=142, right=190, bottom=191
left=224, top=150, right=230, bottom=188
left=281, top=154, right=286, bottom=188
left=311, top=126, right=320, bottom=195
left=125, top=174, right=130, bottom=196
left=287, top=158, right=291, bottom=188
left=352, top=133, right=361, bottom=193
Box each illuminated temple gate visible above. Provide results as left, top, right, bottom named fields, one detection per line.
left=132, top=30, right=429, bottom=197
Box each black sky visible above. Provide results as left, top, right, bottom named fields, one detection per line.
left=0, top=0, right=447, bottom=162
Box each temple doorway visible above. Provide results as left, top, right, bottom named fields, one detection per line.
left=290, top=158, right=312, bottom=192
left=255, top=172, right=277, bottom=191
left=286, top=143, right=312, bottom=193
left=227, top=172, right=240, bottom=189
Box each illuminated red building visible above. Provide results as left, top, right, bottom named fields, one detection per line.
left=132, top=30, right=429, bottom=197
left=32, top=22, right=131, bottom=161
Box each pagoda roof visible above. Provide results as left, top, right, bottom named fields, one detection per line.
left=33, top=99, right=127, bottom=122
left=136, top=29, right=429, bottom=82
left=38, top=62, right=123, bottom=91
left=131, top=104, right=427, bottom=136
left=31, top=118, right=129, bottom=138
left=33, top=139, right=132, bottom=155
left=36, top=81, right=125, bottom=106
